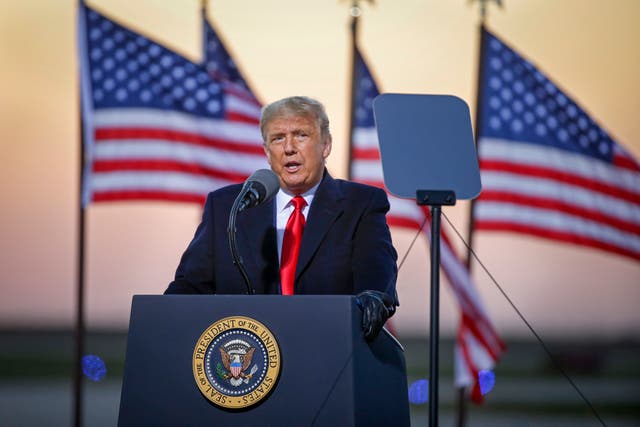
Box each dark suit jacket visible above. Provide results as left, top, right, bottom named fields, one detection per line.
left=165, top=172, right=398, bottom=301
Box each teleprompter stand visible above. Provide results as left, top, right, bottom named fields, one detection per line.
left=373, top=94, right=481, bottom=427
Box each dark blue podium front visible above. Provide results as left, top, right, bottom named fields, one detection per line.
left=118, top=295, right=410, bottom=427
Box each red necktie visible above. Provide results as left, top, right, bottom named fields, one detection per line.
left=280, top=196, right=307, bottom=295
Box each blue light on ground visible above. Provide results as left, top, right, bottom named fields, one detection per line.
left=478, top=369, right=495, bottom=395
left=408, top=379, right=429, bottom=404
left=82, top=354, right=107, bottom=381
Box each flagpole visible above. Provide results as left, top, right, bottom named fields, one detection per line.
left=201, top=0, right=264, bottom=106
left=201, top=0, right=208, bottom=37
left=74, top=67, right=87, bottom=427
left=457, top=27, right=484, bottom=427
left=74, top=2, right=90, bottom=425
left=346, top=0, right=361, bottom=181
left=72, top=4, right=86, bottom=427
left=466, top=4, right=498, bottom=266
left=466, top=0, right=494, bottom=266
left=460, top=2, right=494, bottom=426
left=74, top=56, right=86, bottom=427
left=74, top=143, right=86, bottom=427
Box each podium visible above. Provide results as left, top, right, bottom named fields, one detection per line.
left=118, top=295, right=410, bottom=427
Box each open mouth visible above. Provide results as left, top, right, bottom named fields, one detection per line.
left=284, top=162, right=301, bottom=173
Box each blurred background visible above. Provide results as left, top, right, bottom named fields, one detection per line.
left=1, top=0, right=638, bottom=425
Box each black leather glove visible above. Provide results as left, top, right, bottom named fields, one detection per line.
left=356, top=290, right=397, bottom=341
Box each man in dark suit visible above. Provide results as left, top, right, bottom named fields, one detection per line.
left=165, top=96, right=398, bottom=339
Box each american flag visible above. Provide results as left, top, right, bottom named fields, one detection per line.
left=474, top=28, right=640, bottom=261
left=78, top=1, right=266, bottom=205
left=349, top=46, right=505, bottom=402
left=202, top=6, right=263, bottom=124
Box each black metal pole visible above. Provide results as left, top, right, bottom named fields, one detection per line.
left=466, top=24, right=486, bottom=276
left=429, top=205, right=442, bottom=427
left=457, top=22, right=487, bottom=427
left=346, top=2, right=359, bottom=181
left=74, top=117, right=86, bottom=427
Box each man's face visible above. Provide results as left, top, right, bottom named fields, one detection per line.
left=263, top=114, right=332, bottom=195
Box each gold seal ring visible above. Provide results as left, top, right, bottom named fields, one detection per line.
left=192, top=316, right=281, bottom=409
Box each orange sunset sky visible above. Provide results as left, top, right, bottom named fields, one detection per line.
left=1, top=0, right=638, bottom=338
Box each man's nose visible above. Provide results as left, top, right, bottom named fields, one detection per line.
left=283, top=136, right=296, bottom=153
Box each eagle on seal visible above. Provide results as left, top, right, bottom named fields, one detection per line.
left=220, top=346, right=255, bottom=380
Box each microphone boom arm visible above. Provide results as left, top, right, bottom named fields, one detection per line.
left=227, top=185, right=255, bottom=295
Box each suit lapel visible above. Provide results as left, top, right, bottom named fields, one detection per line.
left=296, top=173, right=344, bottom=280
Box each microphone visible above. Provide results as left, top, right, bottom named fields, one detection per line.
left=237, top=169, right=280, bottom=212
left=227, top=169, right=279, bottom=295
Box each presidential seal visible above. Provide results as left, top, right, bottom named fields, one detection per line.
left=193, top=316, right=281, bottom=409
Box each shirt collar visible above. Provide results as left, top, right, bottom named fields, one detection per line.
left=276, top=180, right=321, bottom=213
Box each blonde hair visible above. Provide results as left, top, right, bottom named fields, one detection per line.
left=260, top=96, right=331, bottom=143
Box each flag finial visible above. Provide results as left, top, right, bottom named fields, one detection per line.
left=470, top=0, right=503, bottom=23
left=342, top=0, right=374, bottom=18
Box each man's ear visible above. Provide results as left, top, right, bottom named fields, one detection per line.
left=322, top=135, right=332, bottom=159
left=263, top=144, right=272, bottom=165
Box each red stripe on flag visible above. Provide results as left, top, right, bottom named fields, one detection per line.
left=475, top=221, right=640, bottom=261
left=480, top=160, right=638, bottom=202
left=95, top=128, right=264, bottom=155
left=352, top=147, right=381, bottom=160
left=387, top=215, right=423, bottom=230
left=461, top=313, right=505, bottom=361
left=439, top=254, right=503, bottom=345
left=480, top=191, right=640, bottom=235
left=613, top=152, right=640, bottom=172
left=226, top=111, right=261, bottom=125
left=92, top=190, right=206, bottom=204
left=92, top=160, right=249, bottom=183
left=220, top=81, right=262, bottom=105
left=457, top=321, right=484, bottom=403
